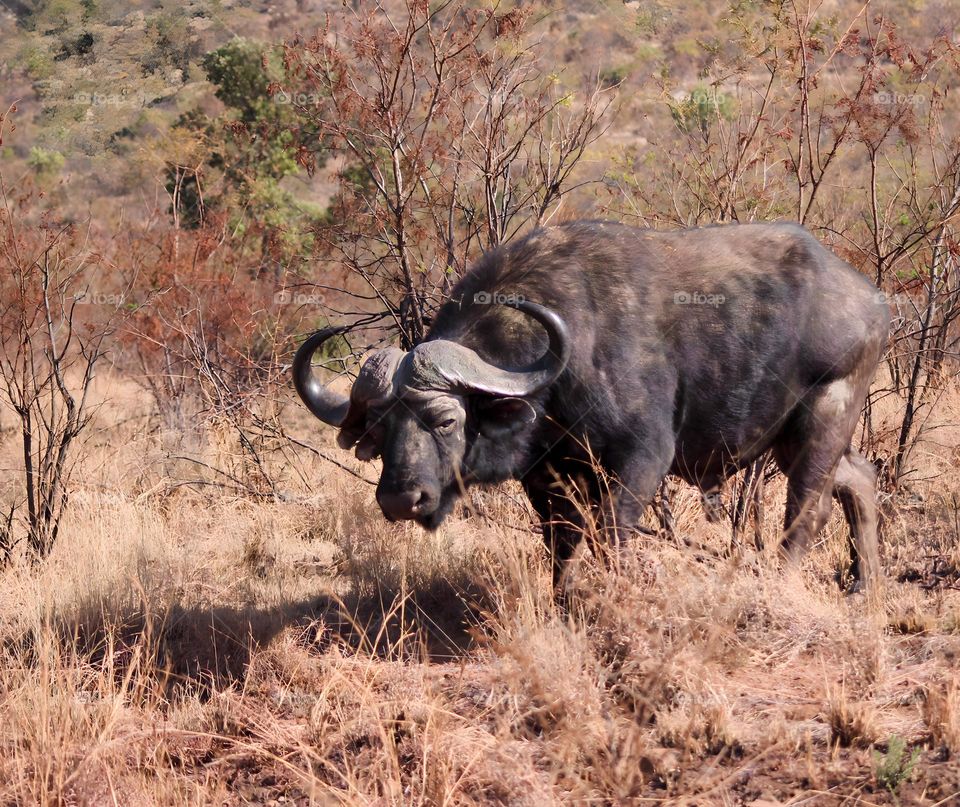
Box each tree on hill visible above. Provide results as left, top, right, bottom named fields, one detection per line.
left=281, top=2, right=612, bottom=347
left=162, top=38, right=326, bottom=277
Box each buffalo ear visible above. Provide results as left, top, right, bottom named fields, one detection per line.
left=475, top=396, right=537, bottom=438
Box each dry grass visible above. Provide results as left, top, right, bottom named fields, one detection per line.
left=0, top=374, right=959, bottom=805
left=924, top=678, right=960, bottom=759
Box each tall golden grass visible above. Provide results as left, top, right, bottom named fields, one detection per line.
left=0, top=372, right=958, bottom=805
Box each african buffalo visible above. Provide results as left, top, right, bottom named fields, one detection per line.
left=294, top=221, right=889, bottom=590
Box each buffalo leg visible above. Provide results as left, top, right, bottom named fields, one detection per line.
left=774, top=375, right=877, bottom=587
left=522, top=471, right=588, bottom=590
left=773, top=382, right=856, bottom=565
left=776, top=459, right=835, bottom=565
left=597, top=442, right=674, bottom=562
left=833, top=449, right=881, bottom=589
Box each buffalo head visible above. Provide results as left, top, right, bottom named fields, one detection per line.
left=293, top=301, right=569, bottom=528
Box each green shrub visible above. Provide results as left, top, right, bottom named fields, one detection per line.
left=670, top=84, right=736, bottom=137
left=873, top=735, right=920, bottom=797
left=27, top=147, right=65, bottom=177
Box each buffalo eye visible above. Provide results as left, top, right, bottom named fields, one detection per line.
left=436, top=417, right=457, bottom=432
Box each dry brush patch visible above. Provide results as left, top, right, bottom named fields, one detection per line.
left=0, top=381, right=958, bottom=804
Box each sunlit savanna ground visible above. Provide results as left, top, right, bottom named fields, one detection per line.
left=0, top=372, right=958, bottom=805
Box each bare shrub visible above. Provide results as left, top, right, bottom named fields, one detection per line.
left=0, top=182, right=122, bottom=559
left=281, top=0, right=612, bottom=346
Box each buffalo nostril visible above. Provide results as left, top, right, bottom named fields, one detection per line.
left=377, top=488, right=437, bottom=520
left=411, top=490, right=431, bottom=512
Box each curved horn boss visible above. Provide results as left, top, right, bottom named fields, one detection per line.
left=293, top=299, right=571, bottom=424
left=399, top=300, right=570, bottom=397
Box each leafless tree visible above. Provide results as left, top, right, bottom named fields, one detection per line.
left=281, top=1, right=613, bottom=347
left=0, top=182, right=119, bottom=558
